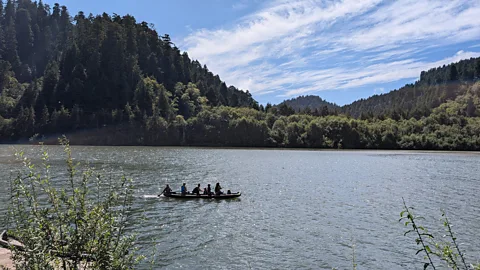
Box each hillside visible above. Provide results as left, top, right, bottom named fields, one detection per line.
left=0, top=0, right=257, bottom=142
left=342, top=57, right=480, bottom=119
left=277, top=57, right=480, bottom=119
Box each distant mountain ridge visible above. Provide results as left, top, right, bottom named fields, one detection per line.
left=279, top=95, right=339, bottom=112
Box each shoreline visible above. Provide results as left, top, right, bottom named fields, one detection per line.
left=1, top=143, right=480, bottom=155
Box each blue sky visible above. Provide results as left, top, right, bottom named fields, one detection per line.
left=43, top=0, right=480, bottom=105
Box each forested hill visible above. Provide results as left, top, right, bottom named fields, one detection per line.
left=342, top=57, right=480, bottom=119
left=0, top=0, right=257, bottom=141
left=276, top=57, right=480, bottom=119
left=278, top=95, right=339, bottom=113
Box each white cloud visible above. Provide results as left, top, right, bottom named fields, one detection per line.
left=374, top=88, right=385, bottom=94
left=182, top=0, right=480, bottom=102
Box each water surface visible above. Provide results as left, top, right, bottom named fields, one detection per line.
left=0, top=146, right=479, bottom=269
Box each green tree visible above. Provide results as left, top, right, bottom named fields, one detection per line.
left=3, top=16, right=21, bottom=72
left=15, top=8, right=34, bottom=65
left=14, top=106, right=35, bottom=138
left=305, top=120, right=325, bottom=147
left=278, top=103, right=295, bottom=116
left=271, top=117, right=287, bottom=145
left=36, top=60, right=59, bottom=114
left=4, top=0, right=15, bottom=23
left=0, top=60, right=13, bottom=91
left=446, top=65, right=458, bottom=81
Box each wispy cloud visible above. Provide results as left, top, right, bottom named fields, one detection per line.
left=232, top=2, right=247, bottom=10
left=374, top=88, right=385, bottom=95
left=182, top=0, right=480, bottom=103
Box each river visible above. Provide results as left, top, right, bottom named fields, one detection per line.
left=0, top=145, right=479, bottom=269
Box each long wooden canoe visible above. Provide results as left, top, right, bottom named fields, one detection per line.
left=162, top=192, right=241, bottom=199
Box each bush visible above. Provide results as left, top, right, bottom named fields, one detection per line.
left=5, top=137, right=143, bottom=269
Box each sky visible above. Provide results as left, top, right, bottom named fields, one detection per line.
left=42, top=0, right=480, bottom=105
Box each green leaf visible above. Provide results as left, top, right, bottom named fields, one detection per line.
left=420, top=233, right=434, bottom=238
left=425, top=246, right=432, bottom=253
left=400, top=210, right=406, bottom=217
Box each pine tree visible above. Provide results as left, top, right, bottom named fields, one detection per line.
left=68, top=63, right=87, bottom=108
left=38, top=104, right=50, bottom=132
left=0, top=60, right=13, bottom=92
left=474, top=59, right=480, bottom=79
left=17, top=78, right=38, bottom=109
left=37, top=60, right=59, bottom=114
left=446, top=65, right=458, bottom=81
left=4, top=0, right=15, bottom=23
left=4, top=16, right=20, bottom=72
left=0, top=0, right=5, bottom=60
left=50, top=3, right=61, bottom=46
left=0, top=1, right=4, bottom=25
left=31, top=0, right=48, bottom=76
left=15, top=106, right=36, bottom=138
left=58, top=5, right=71, bottom=46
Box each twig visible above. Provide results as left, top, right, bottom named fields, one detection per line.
left=401, top=197, right=436, bottom=270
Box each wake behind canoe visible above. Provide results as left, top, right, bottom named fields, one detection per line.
left=162, top=193, right=241, bottom=199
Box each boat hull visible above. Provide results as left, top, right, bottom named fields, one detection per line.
left=162, top=193, right=241, bottom=199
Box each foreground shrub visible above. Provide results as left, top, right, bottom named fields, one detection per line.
left=401, top=198, right=480, bottom=270
left=5, top=137, right=142, bottom=269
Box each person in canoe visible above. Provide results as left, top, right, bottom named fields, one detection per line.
left=181, top=183, right=188, bottom=195
left=215, top=183, right=223, bottom=195
left=207, top=184, right=212, bottom=196
left=161, top=184, right=172, bottom=195
left=192, top=184, right=201, bottom=196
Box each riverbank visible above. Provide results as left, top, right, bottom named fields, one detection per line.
left=0, top=247, right=14, bottom=269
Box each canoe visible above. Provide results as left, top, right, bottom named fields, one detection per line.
left=162, top=192, right=241, bottom=199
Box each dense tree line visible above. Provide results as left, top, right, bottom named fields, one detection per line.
left=0, top=0, right=257, bottom=141
left=343, top=57, right=480, bottom=119
left=178, top=83, right=480, bottom=150
left=29, top=82, right=480, bottom=151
